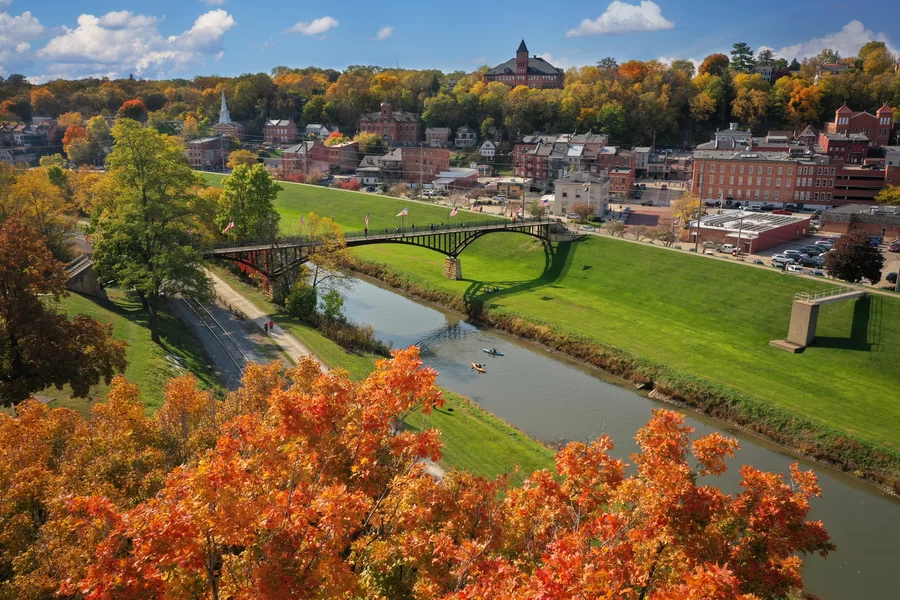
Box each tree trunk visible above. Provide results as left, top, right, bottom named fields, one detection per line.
left=147, top=295, right=161, bottom=344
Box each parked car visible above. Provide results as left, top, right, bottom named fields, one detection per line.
left=718, top=244, right=736, bottom=254
left=772, top=209, right=793, bottom=215
left=799, top=257, right=820, bottom=267
left=491, top=195, right=506, bottom=204
left=743, top=204, right=762, bottom=212
left=771, top=254, right=796, bottom=266
left=660, top=184, right=668, bottom=190
left=565, top=213, right=579, bottom=219
left=800, top=246, right=822, bottom=256
left=868, top=236, right=883, bottom=247
left=887, top=273, right=898, bottom=284
left=783, top=250, right=808, bottom=260
left=365, top=185, right=377, bottom=192
left=810, top=269, right=825, bottom=277
left=889, top=242, right=900, bottom=252
left=786, top=265, right=804, bottom=273
left=760, top=203, right=775, bottom=211
left=753, top=259, right=765, bottom=265
left=640, top=200, right=653, bottom=206
left=580, top=225, right=597, bottom=232
left=814, top=240, right=833, bottom=248
left=703, top=250, right=715, bottom=256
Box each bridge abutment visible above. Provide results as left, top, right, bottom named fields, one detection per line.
left=443, top=257, right=462, bottom=280
left=770, top=287, right=866, bottom=353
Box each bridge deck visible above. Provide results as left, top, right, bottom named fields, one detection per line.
left=203, top=219, right=556, bottom=256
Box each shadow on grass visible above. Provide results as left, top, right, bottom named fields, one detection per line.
left=815, top=296, right=883, bottom=352
left=460, top=240, right=577, bottom=316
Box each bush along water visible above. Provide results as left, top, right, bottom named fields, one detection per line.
left=342, top=254, right=900, bottom=495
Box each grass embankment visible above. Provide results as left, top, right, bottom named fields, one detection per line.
left=346, top=236, right=900, bottom=491
left=46, top=289, right=219, bottom=416
left=202, top=173, right=503, bottom=236
left=207, top=265, right=554, bottom=481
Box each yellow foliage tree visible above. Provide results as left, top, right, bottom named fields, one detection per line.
left=226, top=149, right=259, bottom=169
left=671, top=193, right=702, bottom=225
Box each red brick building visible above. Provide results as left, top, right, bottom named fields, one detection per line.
left=359, top=101, right=421, bottom=147
left=264, top=119, right=297, bottom=144
left=327, top=141, right=361, bottom=174
left=820, top=203, right=900, bottom=238
left=281, top=141, right=330, bottom=176
left=400, top=147, right=450, bottom=183
left=483, top=40, right=564, bottom=89
left=687, top=212, right=812, bottom=254
left=186, top=137, right=226, bottom=170
left=608, top=167, right=635, bottom=198
left=824, top=103, right=894, bottom=147
left=818, top=132, right=870, bottom=164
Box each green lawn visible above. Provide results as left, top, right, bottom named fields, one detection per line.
left=207, top=265, right=553, bottom=480
left=203, top=174, right=502, bottom=237
left=352, top=235, right=900, bottom=453
left=45, top=289, right=219, bottom=416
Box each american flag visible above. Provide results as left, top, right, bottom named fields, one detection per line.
left=397, top=207, right=408, bottom=217
left=449, top=207, right=458, bottom=217
left=300, top=215, right=305, bottom=225
left=365, top=213, right=370, bottom=226
left=222, top=220, right=234, bottom=234
left=540, top=198, right=550, bottom=206
left=582, top=181, right=591, bottom=188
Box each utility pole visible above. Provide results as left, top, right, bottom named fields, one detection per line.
left=694, top=177, right=704, bottom=253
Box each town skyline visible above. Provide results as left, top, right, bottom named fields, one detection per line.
left=8, top=0, right=900, bottom=82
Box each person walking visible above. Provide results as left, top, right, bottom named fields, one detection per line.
left=264, top=321, right=268, bottom=335
left=269, top=320, right=275, bottom=332
left=364, top=226, right=368, bottom=237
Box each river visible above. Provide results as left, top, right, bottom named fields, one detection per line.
left=340, top=274, right=899, bottom=598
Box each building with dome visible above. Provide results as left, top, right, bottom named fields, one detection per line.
left=212, top=91, right=247, bottom=140
left=358, top=100, right=421, bottom=147
left=483, top=40, right=565, bottom=89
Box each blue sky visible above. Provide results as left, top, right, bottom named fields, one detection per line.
left=4, top=0, right=899, bottom=82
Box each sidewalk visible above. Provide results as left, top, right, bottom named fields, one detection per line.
left=207, top=270, right=327, bottom=372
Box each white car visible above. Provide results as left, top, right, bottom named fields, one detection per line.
left=580, top=225, right=597, bottom=232
left=718, top=244, right=736, bottom=254
left=492, top=195, right=506, bottom=203
left=786, top=264, right=804, bottom=273
left=771, top=254, right=796, bottom=266
left=810, top=269, right=825, bottom=276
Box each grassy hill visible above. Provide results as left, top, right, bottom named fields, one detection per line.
left=352, top=235, right=900, bottom=453
left=202, top=174, right=502, bottom=236
left=45, top=289, right=218, bottom=416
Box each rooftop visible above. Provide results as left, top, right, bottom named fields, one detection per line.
left=694, top=210, right=810, bottom=236
left=556, top=170, right=609, bottom=185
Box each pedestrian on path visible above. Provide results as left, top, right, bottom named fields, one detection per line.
left=364, top=226, right=368, bottom=237
left=264, top=321, right=268, bottom=334
left=269, top=320, right=275, bottom=332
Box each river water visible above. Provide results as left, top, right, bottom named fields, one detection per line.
left=340, top=274, right=898, bottom=598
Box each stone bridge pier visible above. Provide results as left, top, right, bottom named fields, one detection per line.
left=443, top=257, right=462, bottom=280
left=770, top=286, right=866, bottom=353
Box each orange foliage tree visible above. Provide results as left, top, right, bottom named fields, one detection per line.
left=116, top=99, right=147, bottom=122
left=0, top=348, right=833, bottom=598
left=62, top=124, right=87, bottom=148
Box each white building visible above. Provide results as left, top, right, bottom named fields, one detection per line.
left=479, top=139, right=497, bottom=160
left=715, top=123, right=752, bottom=144
left=552, top=171, right=610, bottom=216
left=633, top=146, right=651, bottom=174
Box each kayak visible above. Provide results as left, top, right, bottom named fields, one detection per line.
left=471, top=363, right=486, bottom=373
left=482, top=349, right=504, bottom=356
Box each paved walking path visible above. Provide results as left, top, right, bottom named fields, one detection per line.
left=207, top=270, right=327, bottom=372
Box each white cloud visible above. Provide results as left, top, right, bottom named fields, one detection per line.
left=0, top=6, right=45, bottom=75
left=566, top=1, right=674, bottom=37
left=374, top=25, right=393, bottom=41
left=775, top=20, right=895, bottom=60
left=284, top=16, right=339, bottom=36
left=36, top=9, right=235, bottom=79
left=201, top=0, right=225, bottom=5
left=535, top=52, right=576, bottom=71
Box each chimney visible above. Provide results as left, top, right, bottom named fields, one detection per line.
left=730, top=123, right=738, bottom=131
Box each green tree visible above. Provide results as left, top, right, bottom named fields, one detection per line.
left=86, top=116, right=111, bottom=164
left=730, top=43, right=755, bottom=72
left=66, top=137, right=94, bottom=165
left=526, top=201, right=547, bottom=219
left=353, top=131, right=385, bottom=154
left=597, top=57, right=618, bottom=70
left=755, top=49, right=775, bottom=66
left=0, top=218, right=126, bottom=406
left=93, top=120, right=210, bottom=343
left=823, top=231, right=885, bottom=284
left=217, top=164, right=282, bottom=241
left=285, top=280, right=318, bottom=322
left=669, top=59, right=696, bottom=78
left=320, top=288, right=345, bottom=322
left=858, top=41, right=893, bottom=75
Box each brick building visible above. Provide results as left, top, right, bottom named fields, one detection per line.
left=818, top=132, right=870, bottom=164
left=691, top=149, right=797, bottom=205
left=514, top=132, right=609, bottom=190
left=483, top=40, right=565, bottom=89
left=359, top=101, right=421, bottom=147
left=281, top=141, right=330, bottom=176
left=687, top=211, right=812, bottom=254
left=820, top=203, right=900, bottom=238
left=401, top=146, right=450, bottom=183
left=186, top=137, right=226, bottom=170
left=327, top=141, right=361, bottom=174
left=425, top=127, right=450, bottom=147
left=264, top=119, right=297, bottom=144
left=824, top=103, right=894, bottom=147
left=212, top=91, right=247, bottom=140
left=608, top=167, right=635, bottom=198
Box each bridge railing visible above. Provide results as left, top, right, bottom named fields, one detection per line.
left=794, top=284, right=863, bottom=303
left=207, top=217, right=557, bottom=250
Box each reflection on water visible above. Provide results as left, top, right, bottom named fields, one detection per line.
left=341, top=275, right=899, bottom=599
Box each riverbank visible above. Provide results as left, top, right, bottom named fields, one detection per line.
left=206, top=265, right=555, bottom=481
left=342, top=241, right=900, bottom=495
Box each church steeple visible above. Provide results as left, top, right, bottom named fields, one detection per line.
left=219, top=90, right=231, bottom=125
left=517, top=39, right=528, bottom=54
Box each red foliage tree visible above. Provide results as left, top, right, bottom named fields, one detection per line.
left=117, top=99, right=148, bottom=122
left=62, top=124, right=87, bottom=147
left=0, top=348, right=834, bottom=598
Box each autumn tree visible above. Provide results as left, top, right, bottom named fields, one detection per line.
left=699, top=53, right=730, bottom=76
left=876, top=184, right=900, bottom=206
left=0, top=351, right=829, bottom=598
left=57, top=111, right=84, bottom=127
left=30, top=87, right=59, bottom=116
left=0, top=218, right=126, bottom=405
left=606, top=220, right=626, bottom=237
left=217, top=163, right=282, bottom=241
left=225, top=148, right=259, bottom=169
left=354, top=131, right=385, bottom=154
left=570, top=201, right=595, bottom=223
left=92, top=120, right=210, bottom=343
left=3, top=168, right=73, bottom=257
left=117, top=99, right=147, bottom=122
left=63, top=124, right=88, bottom=149
left=86, top=115, right=112, bottom=163
left=323, top=131, right=350, bottom=146
left=671, top=193, right=702, bottom=225
left=823, top=231, right=885, bottom=284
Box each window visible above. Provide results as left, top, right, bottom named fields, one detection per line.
left=788, top=167, right=793, bottom=176
left=831, top=167, right=835, bottom=175
left=776, top=178, right=781, bottom=187
left=737, top=189, right=743, bottom=198
left=756, top=177, right=761, bottom=186
left=814, top=192, right=819, bottom=201
left=729, top=176, right=734, bottom=185
left=740, top=165, right=745, bottom=174
left=738, top=176, right=743, bottom=185
left=767, top=167, right=772, bottom=175
left=794, top=191, right=800, bottom=200
left=766, top=178, right=771, bottom=186
left=816, top=178, right=821, bottom=187
left=719, top=176, right=724, bottom=184
left=777, top=167, right=783, bottom=175
left=754, top=190, right=760, bottom=200
left=775, top=192, right=780, bottom=201
left=728, top=188, right=733, bottom=197
left=709, top=175, right=714, bottom=184
left=749, top=166, right=755, bottom=174
left=764, top=191, right=769, bottom=200
left=817, top=167, right=822, bottom=175
left=731, top=165, right=736, bottom=173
